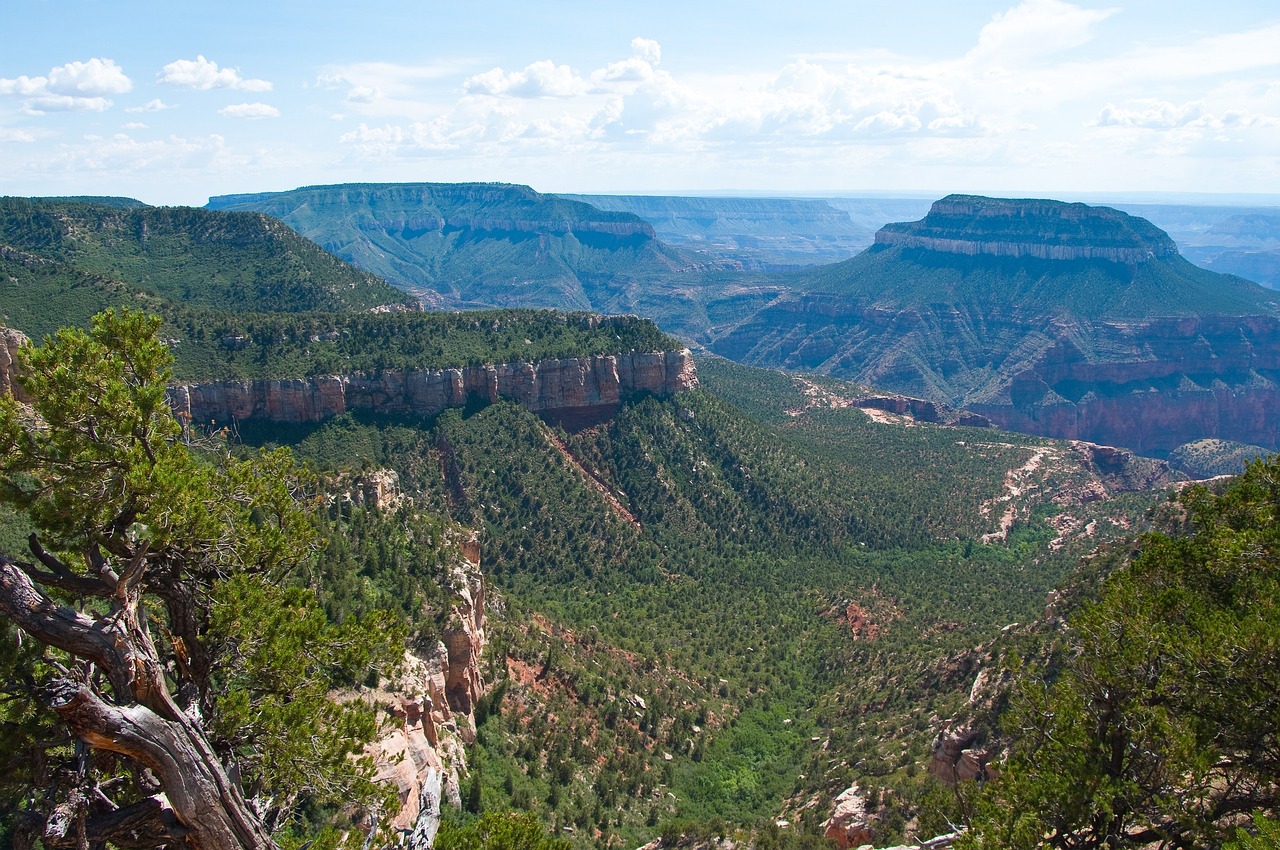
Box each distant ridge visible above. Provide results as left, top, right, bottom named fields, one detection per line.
left=0, top=197, right=415, bottom=339
left=207, top=182, right=729, bottom=314
left=559, top=193, right=874, bottom=267
left=874, top=194, right=1178, bottom=263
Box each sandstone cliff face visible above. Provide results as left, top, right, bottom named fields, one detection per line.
left=0, top=327, right=30, bottom=403
left=873, top=230, right=1170, bottom=264
left=719, top=289, right=1280, bottom=455
left=167, top=349, right=697, bottom=430
left=367, top=531, right=487, bottom=847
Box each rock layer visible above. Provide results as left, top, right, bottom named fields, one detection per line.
left=715, top=195, right=1280, bottom=455
left=167, top=349, right=697, bottom=429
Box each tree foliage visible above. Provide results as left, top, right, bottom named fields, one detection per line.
left=0, top=310, right=402, bottom=850
left=965, top=460, right=1280, bottom=849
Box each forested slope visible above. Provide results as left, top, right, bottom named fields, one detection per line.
left=233, top=353, right=1174, bottom=847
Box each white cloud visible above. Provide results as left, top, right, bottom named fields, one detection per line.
left=158, top=56, right=271, bottom=91
left=591, top=37, right=664, bottom=87
left=123, top=121, right=148, bottom=129
left=23, top=95, right=114, bottom=114
left=967, top=0, right=1117, bottom=65
left=219, top=102, right=280, bottom=119
left=126, top=99, right=175, bottom=113
left=0, top=58, right=131, bottom=113
left=346, top=85, right=382, bottom=103
left=0, top=58, right=132, bottom=97
left=32, top=133, right=234, bottom=174
left=630, top=38, right=661, bottom=66
left=1094, top=99, right=1204, bottom=129
left=0, top=127, right=40, bottom=143
left=1094, top=99, right=1275, bottom=130
left=331, top=7, right=1278, bottom=197
left=463, top=60, right=588, bottom=98
left=45, top=58, right=133, bottom=95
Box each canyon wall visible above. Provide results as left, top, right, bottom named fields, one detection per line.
left=167, top=349, right=697, bottom=430
left=970, top=315, right=1280, bottom=454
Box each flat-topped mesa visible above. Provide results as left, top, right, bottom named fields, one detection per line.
left=211, top=182, right=658, bottom=240
left=166, top=349, right=697, bottom=430
left=874, top=194, right=1180, bottom=264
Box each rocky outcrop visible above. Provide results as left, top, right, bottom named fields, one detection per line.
left=167, top=349, right=697, bottom=430
left=856, top=395, right=992, bottom=428
left=367, top=533, right=487, bottom=845
left=0, top=327, right=30, bottom=403
left=928, top=725, right=998, bottom=784
left=822, top=785, right=876, bottom=849
left=875, top=195, right=1179, bottom=264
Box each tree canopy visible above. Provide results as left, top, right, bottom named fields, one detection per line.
left=965, top=460, right=1280, bottom=849
left=0, top=310, right=402, bottom=850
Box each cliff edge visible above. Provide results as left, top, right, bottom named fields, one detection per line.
left=167, top=349, right=698, bottom=431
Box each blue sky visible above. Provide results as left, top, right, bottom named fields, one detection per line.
left=3, top=0, right=1279, bottom=205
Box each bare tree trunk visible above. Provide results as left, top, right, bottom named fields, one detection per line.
left=0, top=556, right=276, bottom=850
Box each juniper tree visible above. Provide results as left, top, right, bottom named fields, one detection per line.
left=0, top=310, right=401, bottom=850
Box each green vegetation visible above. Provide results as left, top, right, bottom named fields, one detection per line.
left=246, top=354, right=1162, bottom=847
left=2, top=187, right=1250, bottom=850
left=0, top=311, right=412, bottom=849
left=965, top=459, right=1280, bottom=848
left=0, top=196, right=412, bottom=322
left=162, top=308, right=675, bottom=380
left=435, top=811, right=571, bottom=850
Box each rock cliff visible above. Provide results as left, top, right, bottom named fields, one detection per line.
left=0, top=327, right=29, bottom=403
left=367, top=530, right=488, bottom=847
left=167, top=349, right=697, bottom=431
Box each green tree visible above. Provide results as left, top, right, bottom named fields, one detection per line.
left=433, top=811, right=571, bottom=850
left=965, top=460, right=1280, bottom=849
left=0, top=311, right=401, bottom=850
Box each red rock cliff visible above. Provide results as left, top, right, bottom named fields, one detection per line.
left=167, top=349, right=697, bottom=429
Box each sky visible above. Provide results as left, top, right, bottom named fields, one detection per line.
left=2, top=0, right=1279, bottom=206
